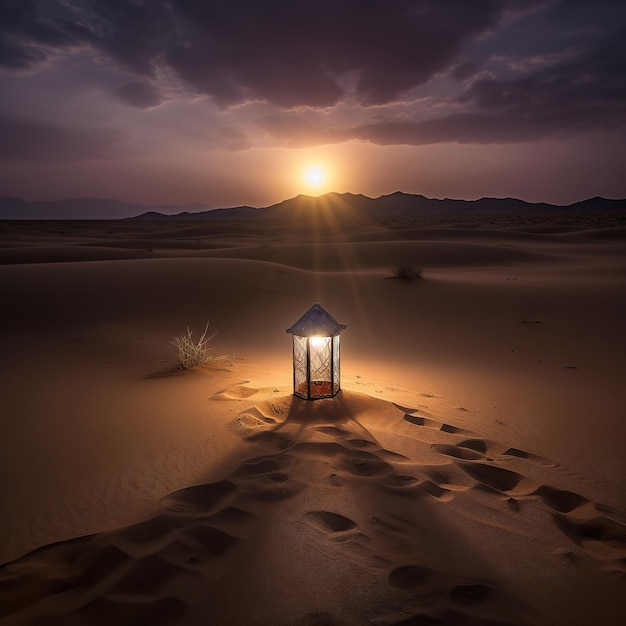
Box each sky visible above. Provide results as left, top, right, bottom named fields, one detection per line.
left=1, top=0, right=625, bottom=209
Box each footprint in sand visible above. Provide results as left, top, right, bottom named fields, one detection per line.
left=387, top=564, right=438, bottom=592
left=304, top=511, right=357, bottom=533
left=381, top=474, right=419, bottom=488
left=393, top=402, right=419, bottom=414
left=329, top=434, right=410, bottom=462
left=456, top=438, right=490, bottom=454
left=213, top=384, right=259, bottom=400
left=243, top=430, right=294, bottom=450
left=458, top=462, right=528, bottom=493
left=0, top=476, right=256, bottom=624
left=419, top=480, right=455, bottom=501
left=378, top=449, right=411, bottom=462
left=453, top=457, right=626, bottom=572
left=403, top=414, right=441, bottom=428
left=339, top=450, right=395, bottom=478
left=314, top=425, right=350, bottom=437
left=380, top=473, right=455, bottom=501
left=431, top=443, right=484, bottom=461
left=439, top=423, right=474, bottom=435
left=403, top=413, right=475, bottom=437
left=449, top=582, right=492, bottom=605
left=232, top=456, right=285, bottom=477
left=228, top=454, right=308, bottom=502
left=236, top=406, right=278, bottom=429
left=500, top=446, right=557, bottom=467
left=552, top=512, right=626, bottom=562
left=531, top=485, right=589, bottom=513
left=303, top=511, right=370, bottom=547
left=345, top=438, right=377, bottom=449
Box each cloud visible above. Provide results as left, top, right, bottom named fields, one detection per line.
left=449, top=61, right=481, bottom=81
left=0, top=115, right=126, bottom=161
left=258, top=21, right=626, bottom=147
left=0, top=0, right=77, bottom=69
left=114, top=81, right=165, bottom=108
left=0, top=0, right=512, bottom=107
left=257, top=113, right=349, bottom=147
left=1, top=0, right=625, bottom=148
left=163, top=0, right=508, bottom=108
left=351, top=113, right=572, bottom=146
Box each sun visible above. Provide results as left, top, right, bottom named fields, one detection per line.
left=303, top=165, right=326, bottom=188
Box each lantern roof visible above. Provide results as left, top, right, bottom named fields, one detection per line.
left=286, top=303, right=347, bottom=337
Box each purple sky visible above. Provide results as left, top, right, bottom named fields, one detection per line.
left=1, top=0, right=625, bottom=208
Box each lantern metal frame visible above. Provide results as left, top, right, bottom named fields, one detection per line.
left=286, top=303, right=347, bottom=400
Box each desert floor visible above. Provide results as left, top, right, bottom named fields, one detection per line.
left=0, top=211, right=625, bottom=625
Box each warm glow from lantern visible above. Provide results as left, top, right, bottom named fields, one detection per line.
left=310, top=335, right=325, bottom=349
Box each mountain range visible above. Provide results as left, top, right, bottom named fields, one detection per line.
left=0, top=192, right=624, bottom=220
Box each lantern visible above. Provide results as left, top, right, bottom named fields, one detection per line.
left=286, top=303, right=347, bottom=400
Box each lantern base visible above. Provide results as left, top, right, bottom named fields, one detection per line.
left=294, top=380, right=339, bottom=400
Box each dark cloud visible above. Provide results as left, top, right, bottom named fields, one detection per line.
left=114, top=81, right=164, bottom=108
left=0, top=0, right=174, bottom=77
left=1, top=0, right=625, bottom=147
left=0, top=115, right=126, bottom=161
left=0, top=0, right=78, bottom=69
left=260, top=13, right=626, bottom=147
left=443, top=29, right=626, bottom=141
left=66, top=0, right=175, bottom=76
left=0, top=0, right=513, bottom=107
left=449, top=61, right=480, bottom=81
left=163, top=0, right=506, bottom=107
left=0, top=34, right=47, bottom=70
left=461, top=34, right=626, bottom=112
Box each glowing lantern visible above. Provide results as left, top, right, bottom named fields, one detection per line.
left=286, top=303, right=347, bottom=400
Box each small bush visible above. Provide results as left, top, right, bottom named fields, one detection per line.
left=171, top=322, right=220, bottom=369
left=393, top=262, right=422, bottom=281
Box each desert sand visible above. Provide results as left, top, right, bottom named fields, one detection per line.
left=0, top=209, right=625, bottom=625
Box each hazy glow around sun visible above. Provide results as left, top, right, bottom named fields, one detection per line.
left=289, top=154, right=341, bottom=197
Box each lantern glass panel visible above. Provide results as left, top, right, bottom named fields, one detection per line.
left=332, top=335, right=340, bottom=395
left=293, top=335, right=308, bottom=397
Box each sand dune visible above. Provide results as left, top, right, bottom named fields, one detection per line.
left=1, top=389, right=625, bottom=624
left=0, top=212, right=625, bottom=624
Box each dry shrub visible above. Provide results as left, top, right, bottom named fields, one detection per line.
left=393, top=262, right=423, bottom=281
left=172, top=322, right=221, bottom=369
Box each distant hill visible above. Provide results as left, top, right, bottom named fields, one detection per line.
left=99, top=192, right=626, bottom=222
left=0, top=197, right=212, bottom=220
left=1, top=192, right=624, bottom=220
left=134, top=205, right=261, bottom=221
left=134, top=192, right=626, bottom=226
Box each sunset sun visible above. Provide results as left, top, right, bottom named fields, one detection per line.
left=303, top=166, right=326, bottom=189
